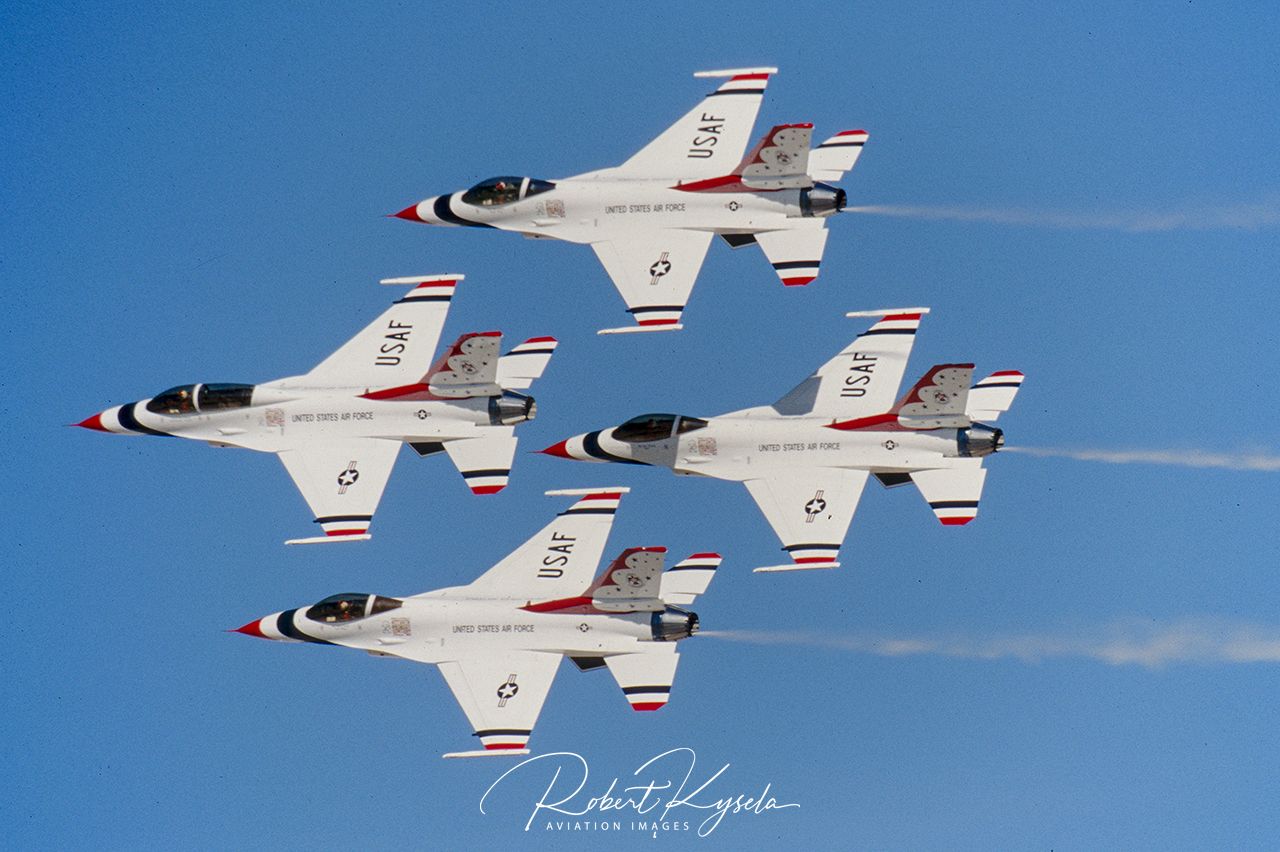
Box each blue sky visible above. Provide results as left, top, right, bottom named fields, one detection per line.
left=5, top=2, right=1280, bottom=848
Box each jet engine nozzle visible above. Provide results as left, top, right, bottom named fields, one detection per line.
left=651, top=605, right=699, bottom=642
left=958, top=423, right=1004, bottom=458
left=799, top=182, right=846, bottom=218
left=489, top=391, right=536, bottom=426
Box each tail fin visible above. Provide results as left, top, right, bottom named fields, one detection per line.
left=585, top=546, right=666, bottom=613
left=890, top=364, right=975, bottom=429
left=496, top=337, right=558, bottom=390
left=425, top=332, right=502, bottom=398
left=967, top=371, right=1025, bottom=422
left=808, top=129, right=869, bottom=182
left=659, top=553, right=721, bottom=606
left=735, top=124, right=814, bottom=189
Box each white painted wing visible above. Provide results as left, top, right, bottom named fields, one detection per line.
left=771, top=309, right=927, bottom=418
left=611, top=68, right=776, bottom=181
left=496, top=337, right=559, bottom=390
left=438, top=651, right=561, bottom=756
left=454, top=489, right=629, bottom=600
left=604, top=645, right=680, bottom=711
left=808, top=130, right=869, bottom=183
left=659, top=553, right=721, bottom=606
left=745, top=468, right=871, bottom=571
left=278, top=438, right=402, bottom=544
left=443, top=429, right=518, bottom=495
left=591, top=229, right=713, bottom=333
left=967, top=371, right=1025, bottom=422
left=754, top=222, right=829, bottom=287
left=910, top=460, right=988, bottom=526
left=295, top=275, right=460, bottom=390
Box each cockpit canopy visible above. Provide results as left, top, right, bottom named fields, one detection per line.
left=145, top=383, right=255, bottom=416
left=612, top=413, right=709, bottom=444
left=305, top=593, right=404, bottom=624
left=460, top=176, right=555, bottom=207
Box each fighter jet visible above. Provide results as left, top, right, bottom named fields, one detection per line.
left=77, top=274, right=556, bottom=544
left=232, top=488, right=719, bottom=757
left=541, top=309, right=1024, bottom=572
left=392, top=67, right=868, bottom=334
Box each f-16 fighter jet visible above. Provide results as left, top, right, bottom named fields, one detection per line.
left=77, top=275, right=556, bottom=544
left=392, top=68, right=868, bottom=334
left=232, top=488, right=720, bottom=757
left=541, top=309, right=1023, bottom=572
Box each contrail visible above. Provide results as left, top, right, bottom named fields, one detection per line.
left=845, top=202, right=1280, bottom=233
left=701, top=618, right=1280, bottom=669
left=1002, top=445, right=1280, bottom=472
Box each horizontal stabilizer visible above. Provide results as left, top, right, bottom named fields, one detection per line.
left=755, top=224, right=829, bottom=287
left=496, top=337, right=558, bottom=389
left=444, top=431, right=517, bottom=494
left=660, top=553, right=721, bottom=605
left=809, top=130, right=869, bottom=182
left=910, top=462, right=987, bottom=526
left=605, top=646, right=680, bottom=711
left=967, top=371, right=1025, bottom=422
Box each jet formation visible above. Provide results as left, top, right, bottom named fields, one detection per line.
left=392, top=68, right=868, bottom=333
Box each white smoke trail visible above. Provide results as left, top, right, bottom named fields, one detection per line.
left=845, top=202, right=1280, bottom=233
left=701, top=618, right=1280, bottom=669
left=1002, top=445, right=1280, bottom=472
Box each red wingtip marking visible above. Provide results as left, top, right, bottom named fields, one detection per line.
left=539, top=439, right=573, bottom=459
left=524, top=336, right=557, bottom=343
left=631, top=702, right=666, bottom=712
left=76, top=413, right=109, bottom=432
left=484, top=742, right=526, bottom=750
left=880, top=313, right=922, bottom=322
left=990, top=370, right=1024, bottom=377
left=730, top=72, right=770, bottom=81
left=838, top=129, right=868, bottom=136
left=584, top=491, right=623, bottom=500
left=637, top=318, right=680, bottom=326
left=781, top=276, right=816, bottom=287
left=939, top=516, right=975, bottom=526
left=390, top=204, right=424, bottom=222
left=470, top=484, right=505, bottom=495
left=793, top=556, right=837, bottom=564
left=687, top=552, right=721, bottom=560
left=231, top=619, right=266, bottom=639
left=326, top=528, right=367, bottom=537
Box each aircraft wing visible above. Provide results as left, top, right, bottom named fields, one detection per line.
left=277, top=438, right=402, bottom=544
left=295, top=275, right=459, bottom=390
left=438, top=650, right=562, bottom=757
left=771, top=309, right=928, bottom=419
left=744, top=468, right=871, bottom=572
left=450, top=489, right=629, bottom=600
left=591, top=229, right=714, bottom=333
left=609, top=68, right=777, bottom=181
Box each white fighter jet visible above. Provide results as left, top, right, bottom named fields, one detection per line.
left=77, top=275, right=556, bottom=544
left=392, top=67, right=868, bottom=333
left=232, top=488, right=719, bottom=757
left=541, top=309, right=1024, bottom=572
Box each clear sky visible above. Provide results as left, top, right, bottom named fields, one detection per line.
left=5, top=2, right=1280, bottom=848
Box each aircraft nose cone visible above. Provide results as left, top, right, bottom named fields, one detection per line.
left=540, top=438, right=574, bottom=459
left=230, top=618, right=267, bottom=639
left=389, top=202, right=427, bottom=223
left=76, top=412, right=109, bottom=432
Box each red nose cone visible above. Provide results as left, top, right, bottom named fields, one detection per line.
left=390, top=204, right=424, bottom=223
left=231, top=619, right=267, bottom=639
left=76, top=413, right=108, bottom=432
left=540, top=439, right=573, bottom=459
